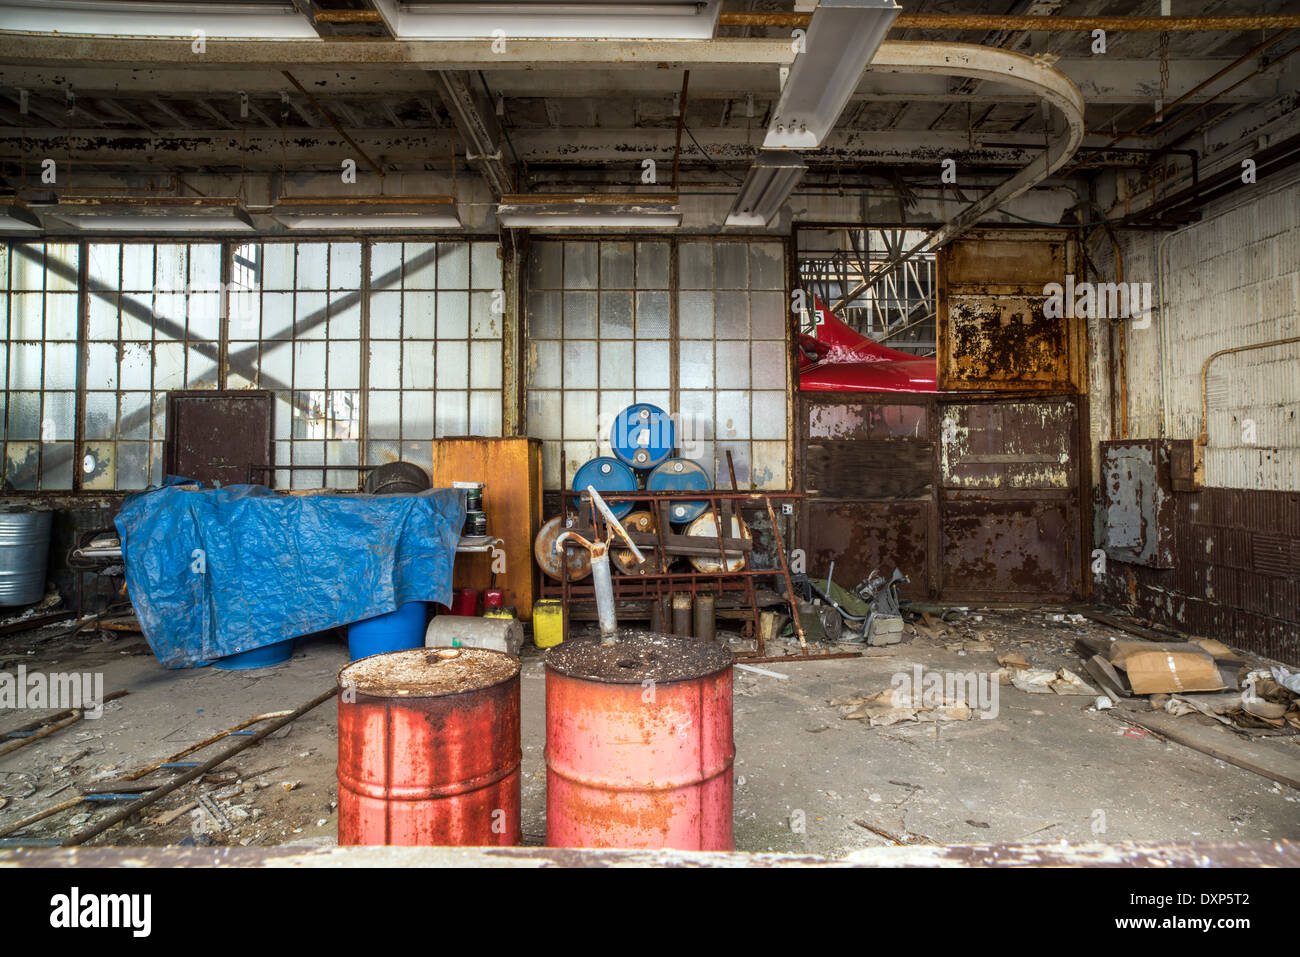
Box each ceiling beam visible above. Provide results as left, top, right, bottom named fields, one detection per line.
left=431, top=70, right=510, bottom=196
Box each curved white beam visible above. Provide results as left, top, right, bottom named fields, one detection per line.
left=868, top=40, right=1086, bottom=248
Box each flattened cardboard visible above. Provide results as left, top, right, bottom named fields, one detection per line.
left=1108, top=640, right=1225, bottom=695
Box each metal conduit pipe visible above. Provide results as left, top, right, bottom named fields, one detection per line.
left=1196, top=337, right=1300, bottom=484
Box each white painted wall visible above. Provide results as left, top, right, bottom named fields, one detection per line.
left=1090, top=167, right=1300, bottom=492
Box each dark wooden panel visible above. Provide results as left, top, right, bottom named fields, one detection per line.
left=804, top=439, right=932, bottom=499
left=164, top=390, right=274, bottom=488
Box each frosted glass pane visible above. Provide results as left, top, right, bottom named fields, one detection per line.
left=331, top=296, right=361, bottom=340
left=563, top=340, right=596, bottom=385
left=296, top=244, right=328, bottom=290
left=599, top=341, right=634, bottom=389
left=470, top=292, right=502, bottom=339
left=716, top=391, right=750, bottom=439
left=715, top=291, right=748, bottom=339
left=403, top=291, right=435, bottom=338
left=120, top=343, right=152, bottom=390
left=369, top=291, right=402, bottom=339
left=330, top=243, right=362, bottom=289
left=751, top=291, right=787, bottom=339
left=529, top=242, right=563, bottom=289
left=564, top=242, right=598, bottom=289
left=469, top=340, right=502, bottom=390
left=528, top=292, right=562, bottom=339
left=435, top=340, right=468, bottom=390
left=564, top=291, right=598, bottom=339
left=526, top=390, right=563, bottom=441
left=635, top=341, right=670, bottom=390
left=433, top=390, right=467, bottom=437
left=715, top=341, right=750, bottom=389
left=679, top=341, right=713, bottom=390
left=295, top=291, right=328, bottom=339
left=635, top=291, right=669, bottom=338
left=368, top=391, right=400, bottom=438
left=679, top=291, right=712, bottom=338
left=636, top=242, right=669, bottom=288
left=404, top=242, right=437, bottom=288
left=600, top=242, right=634, bottom=288
left=750, top=243, right=784, bottom=290
left=716, top=243, right=748, bottom=288
left=190, top=245, right=222, bottom=291
left=563, top=391, right=598, bottom=440
left=293, top=340, right=327, bottom=390
left=405, top=390, right=437, bottom=439
left=752, top=391, right=786, bottom=439
left=437, top=291, right=469, bottom=339
left=370, top=243, right=403, bottom=284
left=329, top=340, right=361, bottom=390
left=598, top=292, right=634, bottom=339
left=438, top=243, right=470, bottom=288
left=470, top=243, right=502, bottom=290
left=679, top=241, right=713, bottom=289
left=528, top=340, right=562, bottom=389
left=469, top=391, right=502, bottom=436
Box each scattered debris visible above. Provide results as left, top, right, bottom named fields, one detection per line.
left=1011, top=668, right=1097, bottom=696
left=833, top=688, right=973, bottom=726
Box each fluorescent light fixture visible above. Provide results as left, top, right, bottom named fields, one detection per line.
left=271, top=195, right=462, bottom=230
left=49, top=196, right=254, bottom=232
left=764, top=0, right=900, bottom=150
left=725, top=152, right=806, bottom=227
left=0, top=198, right=42, bottom=232
left=370, top=0, right=721, bottom=39
left=497, top=194, right=681, bottom=229
left=0, top=0, right=319, bottom=38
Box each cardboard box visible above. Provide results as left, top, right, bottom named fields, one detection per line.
left=1107, top=641, right=1225, bottom=695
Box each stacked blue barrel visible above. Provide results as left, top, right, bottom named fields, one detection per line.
left=544, top=402, right=738, bottom=580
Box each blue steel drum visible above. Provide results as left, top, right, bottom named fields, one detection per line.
left=571, top=456, right=637, bottom=519
left=609, top=403, right=675, bottom=470
left=647, top=458, right=711, bottom=524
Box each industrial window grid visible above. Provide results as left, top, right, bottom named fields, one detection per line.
left=524, top=238, right=790, bottom=491
left=0, top=239, right=504, bottom=491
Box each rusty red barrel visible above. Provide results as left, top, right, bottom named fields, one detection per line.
left=337, top=647, right=521, bottom=846
left=545, top=632, right=734, bottom=850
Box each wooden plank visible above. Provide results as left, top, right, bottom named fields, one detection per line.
left=1120, top=711, right=1300, bottom=791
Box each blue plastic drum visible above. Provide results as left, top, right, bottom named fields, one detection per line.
left=572, top=456, right=637, bottom=519
left=213, top=638, right=295, bottom=671
left=647, top=458, right=711, bottom=524
left=609, top=403, right=675, bottom=470
left=347, top=601, right=428, bottom=661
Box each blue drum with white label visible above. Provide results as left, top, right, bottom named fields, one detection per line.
left=647, top=457, right=711, bottom=524
left=609, top=403, right=675, bottom=470
left=571, top=456, right=637, bottom=519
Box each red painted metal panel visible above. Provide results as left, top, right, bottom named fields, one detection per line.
left=337, top=649, right=521, bottom=846
left=545, top=634, right=734, bottom=850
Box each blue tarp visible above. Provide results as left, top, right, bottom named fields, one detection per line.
left=114, top=481, right=465, bottom=668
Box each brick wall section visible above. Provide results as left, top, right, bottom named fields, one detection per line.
left=1097, top=487, right=1300, bottom=665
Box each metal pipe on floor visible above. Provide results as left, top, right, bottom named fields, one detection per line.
left=61, top=686, right=339, bottom=848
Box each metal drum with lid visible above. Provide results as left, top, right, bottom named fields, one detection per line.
left=571, top=456, right=637, bottom=519
left=611, top=510, right=662, bottom=576
left=337, top=647, right=521, bottom=846
left=545, top=631, right=734, bottom=850
left=609, top=403, right=675, bottom=470
left=0, top=508, right=52, bottom=606
left=685, top=510, right=752, bottom=573
left=646, top=458, right=711, bottom=524
left=534, top=515, right=594, bottom=582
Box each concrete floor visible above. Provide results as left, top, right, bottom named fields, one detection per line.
left=1, top=609, right=1297, bottom=853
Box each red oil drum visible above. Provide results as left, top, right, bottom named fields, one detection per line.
left=483, top=587, right=504, bottom=610
left=337, top=647, right=521, bottom=846
left=545, top=632, right=734, bottom=850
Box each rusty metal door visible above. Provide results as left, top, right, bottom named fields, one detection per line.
left=937, top=396, right=1083, bottom=600
left=800, top=396, right=939, bottom=599
left=936, top=229, right=1085, bottom=394
left=164, top=390, right=274, bottom=487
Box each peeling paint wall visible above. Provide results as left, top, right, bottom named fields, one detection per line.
left=1089, top=168, right=1300, bottom=493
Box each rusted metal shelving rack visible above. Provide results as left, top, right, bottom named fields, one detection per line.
left=540, top=457, right=859, bottom=664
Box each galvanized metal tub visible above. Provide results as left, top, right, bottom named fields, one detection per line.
left=337, top=647, right=521, bottom=846
left=545, top=632, right=734, bottom=850
left=0, top=508, right=52, bottom=607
